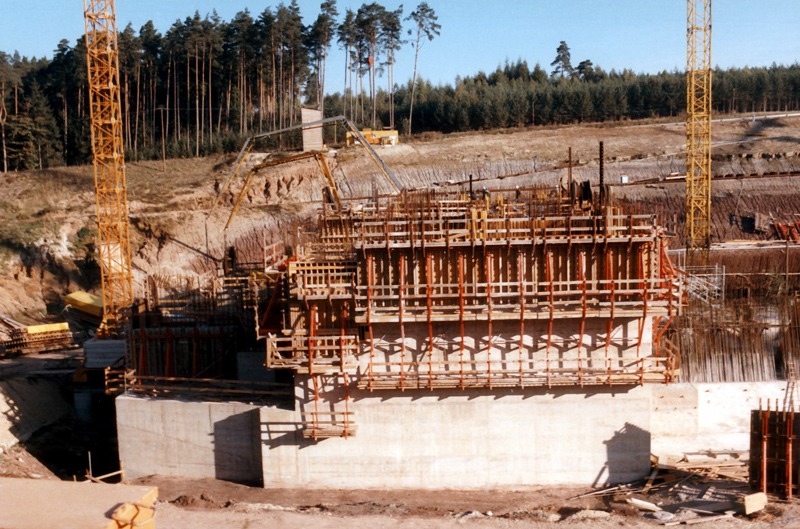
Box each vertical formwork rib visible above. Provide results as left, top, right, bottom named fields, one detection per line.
left=399, top=254, right=406, bottom=390
left=458, top=251, right=465, bottom=389
left=83, top=0, right=134, bottom=332
left=578, top=250, right=587, bottom=386
left=546, top=250, right=554, bottom=387
left=518, top=250, right=525, bottom=387
left=367, top=253, right=375, bottom=390
left=486, top=250, right=493, bottom=388
left=686, top=0, right=713, bottom=254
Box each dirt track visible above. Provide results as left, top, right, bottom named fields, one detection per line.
left=136, top=475, right=800, bottom=529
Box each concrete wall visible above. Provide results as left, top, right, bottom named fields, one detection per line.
left=116, top=381, right=790, bottom=489
left=262, top=381, right=652, bottom=489
left=651, top=382, right=786, bottom=456
left=0, top=378, right=70, bottom=450
left=116, top=395, right=266, bottom=485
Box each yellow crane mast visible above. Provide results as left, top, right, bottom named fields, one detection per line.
left=686, top=0, right=713, bottom=259
left=83, top=0, right=134, bottom=335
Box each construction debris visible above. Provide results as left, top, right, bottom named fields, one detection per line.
left=626, top=497, right=662, bottom=511
left=740, top=492, right=769, bottom=515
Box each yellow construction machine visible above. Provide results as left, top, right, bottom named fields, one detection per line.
left=209, top=116, right=403, bottom=229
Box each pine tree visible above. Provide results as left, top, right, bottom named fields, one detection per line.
left=307, top=1, right=338, bottom=115
left=336, top=9, right=357, bottom=121
left=0, top=51, right=21, bottom=172
left=405, top=2, right=440, bottom=134
left=381, top=6, right=404, bottom=129
left=550, top=41, right=572, bottom=79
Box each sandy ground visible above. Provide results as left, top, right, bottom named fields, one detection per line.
left=133, top=475, right=800, bottom=529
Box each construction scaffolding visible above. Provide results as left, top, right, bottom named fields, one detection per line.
left=120, top=272, right=293, bottom=402
left=267, top=189, right=682, bottom=392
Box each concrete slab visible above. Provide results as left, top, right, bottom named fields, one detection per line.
left=0, top=477, right=156, bottom=529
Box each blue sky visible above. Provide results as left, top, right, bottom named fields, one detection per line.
left=2, top=1, right=798, bottom=92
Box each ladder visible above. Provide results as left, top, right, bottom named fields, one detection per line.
left=784, top=361, right=799, bottom=412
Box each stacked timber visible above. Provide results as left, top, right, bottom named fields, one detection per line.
left=5, top=322, right=74, bottom=354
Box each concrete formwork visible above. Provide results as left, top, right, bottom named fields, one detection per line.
left=115, top=191, right=684, bottom=488
left=360, top=318, right=655, bottom=388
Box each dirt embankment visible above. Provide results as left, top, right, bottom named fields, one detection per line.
left=1, top=115, right=800, bottom=323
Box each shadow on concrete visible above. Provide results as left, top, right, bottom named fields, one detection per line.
left=594, top=422, right=651, bottom=487
left=1, top=377, right=73, bottom=454
left=261, top=420, right=301, bottom=450
left=364, top=384, right=640, bottom=403
left=213, top=410, right=263, bottom=486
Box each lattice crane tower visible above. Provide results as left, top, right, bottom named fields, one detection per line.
left=83, top=0, right=134, bottom=334
left=686, top=0, right=712, bottom=256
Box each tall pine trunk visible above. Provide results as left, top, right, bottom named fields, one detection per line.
left=258, top=63, right=264, bottom=133
left=201, top=42, right=206, bottom=147
left=186, top=50, right=191, bottom=152
left=123, top=73, right=130, bottom=150
left=0, top=85, right=7, bottom=172
left=195, top=41, right=200, bottom=156
left=408, top=26, right=422, bottom=135
left=165, top=54, right=171, bottom=147
left=370, top=39, right=376, bottom=128
left=321, top=35, right=328, bottom=116
left=62, top=93, right=68, bottom=161
left=271, top=34, right=277, bottom=130
left=208, top=47, right=213, bottom=145
left=343, top=46, right=349, bottom=121
left=134, top=63, right=140, bottom=160
left=1, top=119, right=6, bottom=173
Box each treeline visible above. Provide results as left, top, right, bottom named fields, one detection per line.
left=348, top=60, right=800, bottom=135
left=1, top=0, right=799, bottom=172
